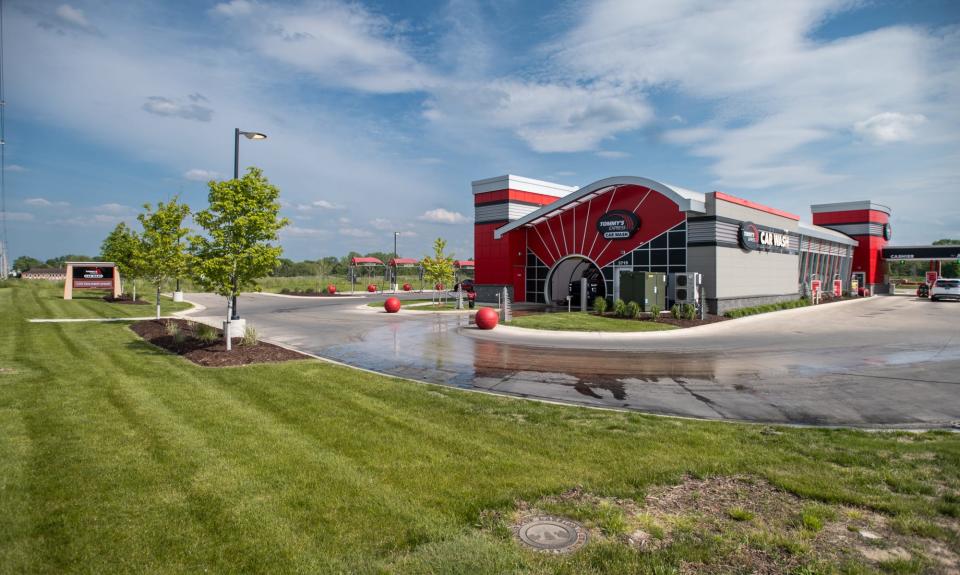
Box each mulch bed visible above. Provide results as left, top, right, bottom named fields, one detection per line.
left=277, top=290, right=349, bottom=297
left=130, top=318, right=307, bottom=367
left=652, top=314, right=728, bottom=328
left=103, top=295, right=149, bottom=305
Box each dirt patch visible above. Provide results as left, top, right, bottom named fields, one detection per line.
left=103, top=295, right=149, bottom=305
left=130, top=319, right=308, bottom=367
left=277, top=289, right=354, bottom=297
left=489, top=476, right=960, bottom=573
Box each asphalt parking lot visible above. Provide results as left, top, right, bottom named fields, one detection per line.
left=182, top=292, right=960, bottom=428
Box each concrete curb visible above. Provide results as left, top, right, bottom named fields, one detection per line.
left=462, top=296, right=881, bottom=347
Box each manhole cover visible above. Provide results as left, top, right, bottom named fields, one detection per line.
left=512, top=515, right=588, bottom=554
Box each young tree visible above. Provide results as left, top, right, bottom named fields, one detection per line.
left=421, top=237, right=454, bottom=303
left=189, top=167, right=288, bottom=323
left=100, top=222, right=144, bottom=300
left=138, top=197, right=191, bottom=320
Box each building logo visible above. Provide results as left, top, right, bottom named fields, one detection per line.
left=883, top=223, right=892, bottom=241
left=739, top=221, right=790, bottom=252
left=596, top=210, right=640, bottom=240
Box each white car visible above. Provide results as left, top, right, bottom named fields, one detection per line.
left=930, top=278, right=960, bottom=301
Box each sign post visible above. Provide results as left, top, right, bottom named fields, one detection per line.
left=926, top=271, right=939, bottom=287
left=811, top=278, right=821, bottom=304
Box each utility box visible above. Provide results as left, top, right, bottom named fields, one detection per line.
left=619, top=271, right=666, bottom=311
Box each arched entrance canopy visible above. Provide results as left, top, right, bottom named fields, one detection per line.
left=494, top=176, right=706, bottom=239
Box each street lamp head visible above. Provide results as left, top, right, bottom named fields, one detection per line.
left=240, top=131, right=267, bottom=140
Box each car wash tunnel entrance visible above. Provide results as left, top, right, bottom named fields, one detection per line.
left=546, top=256, right=606, bottom=307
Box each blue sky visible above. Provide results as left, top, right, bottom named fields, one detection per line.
left=4, top=0, right=959, bottom=262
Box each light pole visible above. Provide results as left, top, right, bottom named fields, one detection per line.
left=231, top=128, right=267, bottom=320
left=392, top=231, right=400, bottom=292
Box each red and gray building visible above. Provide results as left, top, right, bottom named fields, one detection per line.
left=473, top=174, right=898, bottom=314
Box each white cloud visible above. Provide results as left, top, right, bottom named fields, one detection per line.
left=854, top=112, right=927, bottom=144
left=143, top=96, right=213, bottom=122
left=214, top=1, right=433, bottom=93
left=311, top=200, right=340, bottom=209
left=339, top=227, right=374, bottom=238
left=183, top=168, right=221, bottom=181
left=24, top=197, right=69, bottom=207
left=282, top=225, right=329, bottom=237
left=369, top=217, right=394, bottom=230
left=4, top=164, right=27, bottom=172
left=596, top=150, right=629, bottom=159
left=37, top=4, right=100, bottom=35
left=418, top=208, right=468, bottom=224
left=5, top=212, right=35, bottom=221
left=398, top=230, right=417, bottom=238
left=211, top=0, right=254, bottom=17
left=551, top=0, right=958, bottom=188
left=425, top=80, right=652, bottom=153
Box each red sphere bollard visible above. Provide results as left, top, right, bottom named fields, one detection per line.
left=475, top=307, right=498, bottom=330
left=384, top=297, right=401, bottom=313
left=367, top=284, right=377, bottom=293
left=326, top=284, right=337, bottom=294
left=402, top=283, right=412, bottom=291
left=435, top=283, right=444, bottom=291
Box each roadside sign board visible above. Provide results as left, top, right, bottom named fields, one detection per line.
left=811, top=279, right=821, bottom=294
left=833, top=279, right=842, bottom=297
left=926, top=271, right=939, bottom=286
left=72, top=265, right=115, bottom=289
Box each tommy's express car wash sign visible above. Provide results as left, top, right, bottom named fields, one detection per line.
left=738, top=221, right=791, bottom=252
left=72, top=265, right=115, bottom=289
left=596, top=210, right=641, bottom=239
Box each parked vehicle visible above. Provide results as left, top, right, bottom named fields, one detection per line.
left=917, top=283, right=930, bottom=298
left=930, top=278, right=960, bottom=301
left=453, top=279, right=475, bottom=293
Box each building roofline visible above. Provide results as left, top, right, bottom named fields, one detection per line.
left=493, top=176, right=706, bottom=239
left=471, top=174, right=579, bottom=196
left=810, top=201, right=891, bottom=215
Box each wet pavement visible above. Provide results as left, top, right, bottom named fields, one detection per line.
left=182, top=292, right=960, bottom=428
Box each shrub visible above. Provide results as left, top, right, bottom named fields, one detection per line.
left=241, top=324, right=259, bottom=346
left=280, top=288, right=290, bottom=294
left=626, top=301, right=641, bottom=319
left=671, top=303, right=682, bottom=319
left=649, top=303, right=661, bottom=320
left=613, top=298, right=626, bottom=317
left=727, top=507, right=754, bottom=522
left=164, top=320, right=180, bottom=337
left=196, top=322, right=218, bottom=343
left=682, top=303, right=697, bottom=320
left=724, top=298, right=810, bottom=318
left=593, top=296, right=608, bottom=314
left=164, top=320, right=186, bottom=345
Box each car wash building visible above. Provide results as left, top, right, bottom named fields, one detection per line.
left=473, top=175, right=894, bottom=314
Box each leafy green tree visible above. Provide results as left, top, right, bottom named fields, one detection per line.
left=934, top=239, right=960, bottom=277
left=45, top=254, right=97, bottom=267
left=101, top=222, right=145, bottom=300
left=421, top=237, right=454, bottom=302
left=138, top=197, right=191, bottom=319
left=13, top=256, right=42, bottom=272
left=189, top=167, right=288, bottom=321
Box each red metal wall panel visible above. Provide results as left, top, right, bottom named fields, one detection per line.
left=813, top=209, right=889, bottom=225
left=525, top=185, right=684, bottom=269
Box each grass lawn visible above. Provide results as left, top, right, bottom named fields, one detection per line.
left=507, top=311, right=677, bottom=332
left=1, top=281, right=958, bottom=574
left=7, top=280, right=192, bottom=319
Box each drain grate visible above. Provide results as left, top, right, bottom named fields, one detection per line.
left=512, top=515, right=588, bottom=554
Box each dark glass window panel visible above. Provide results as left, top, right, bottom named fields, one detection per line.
left=651, top=234, right=669, bottom=249
left=633, top=250, right=649, bottom=266
left=651, top=250, right=668, bottom=266
left=669, top=232, right=686, bottom=248
left=669, top=249, right=686, bottom=265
